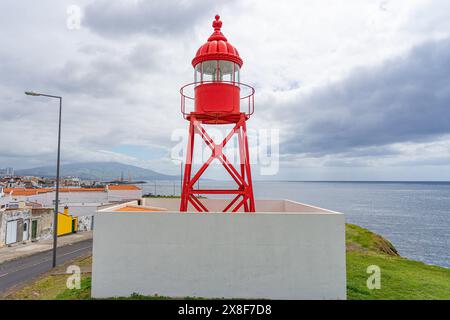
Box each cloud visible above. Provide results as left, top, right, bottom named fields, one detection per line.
left=84, top=0, right=229, bottom=37
left=1, top=0, right=450, bottom=180
left=281, top=37, right=450, bottom=157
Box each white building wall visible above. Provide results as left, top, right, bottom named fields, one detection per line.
left=59, top=191, right=109, bottom=204
left=9, top=192, right=54, bottom=206
left=92, top=199, right=346, bottom=300
left=66, top=205, right=99, bottom=217
left=0, top=192, right=11, bottom=209
left=2, top=189, right=141, bottom=232
left=0, top=208, right=32, bottom=247
left=143, top=198, right=323, bottom=213
left=6, top=190, right=141, bottom=209
left=107, top=189, right=142, bottom=200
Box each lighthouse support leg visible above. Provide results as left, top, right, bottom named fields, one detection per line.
left=180, top=119, right=195, bottom=211
left=180, top=114, right=255, bottom=213
left=242, top=120, right=256, bottom=211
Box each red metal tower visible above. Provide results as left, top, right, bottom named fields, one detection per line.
left=179, top=15, right=255, bottom=212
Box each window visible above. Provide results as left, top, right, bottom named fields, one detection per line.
left=218, top=60, right=233, bottom=82
left=201, top=60, right=218, bottom=82
left=195, top=60, right=240, bottom=84
left=234, top=63, right=240, bottom=84
left=194, top=63, right=202, bottom=83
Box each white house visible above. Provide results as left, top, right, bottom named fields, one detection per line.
left=1, top=185, right=143, bottom=231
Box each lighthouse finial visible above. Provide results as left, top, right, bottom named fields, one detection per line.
left=208, top=14, right=227, bottom=41
left=213, top=14, right=222, bottom=31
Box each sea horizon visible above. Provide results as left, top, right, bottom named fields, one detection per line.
left=141, top=180, right=450, bottom=269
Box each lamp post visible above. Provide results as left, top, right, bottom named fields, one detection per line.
left=25, top=91, right=62, bottom=268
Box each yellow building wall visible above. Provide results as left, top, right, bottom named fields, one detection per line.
left=57, top=208, right=78, bottom=236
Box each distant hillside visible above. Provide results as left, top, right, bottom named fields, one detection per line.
left=15, top=162, right=178, bottom=181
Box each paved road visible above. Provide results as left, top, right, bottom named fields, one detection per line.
left=0, top=239, right=92, bottom=295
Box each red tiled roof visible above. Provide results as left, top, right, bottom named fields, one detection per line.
left=115, top=205, right=161, bottom=212
left=58, top=188, right=105, bottom=192
left=4, top=188, right=53, bottom=196
left=108, top=185, right=141, bottom=191
left=4, top=185, right=141, bottom=196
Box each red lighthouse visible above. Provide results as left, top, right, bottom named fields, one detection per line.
left=180, top=15, right=255, bottom=212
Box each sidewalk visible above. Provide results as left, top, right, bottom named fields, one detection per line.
left=0, top=231, right=93, bottom=264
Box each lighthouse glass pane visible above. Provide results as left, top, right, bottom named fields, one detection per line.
left=195, top=63, right=202, bottom=84
left=201, top=60, right=218, bottom=82
left=234, top=64, right=240, bottom=84
left=218, top=60, right=233, bottom=82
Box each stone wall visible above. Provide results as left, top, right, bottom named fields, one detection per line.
left=31, top=208, right=53, bottom=241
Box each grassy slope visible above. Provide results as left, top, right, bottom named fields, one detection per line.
left=346, top=224, right=450, bottom=300
left=5, top=224, right=450, bottom=300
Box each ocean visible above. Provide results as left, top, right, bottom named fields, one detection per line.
left=141, top=181, right=450, bottom=268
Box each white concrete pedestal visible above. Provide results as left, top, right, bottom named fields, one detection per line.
left=92, top=199, right=346, bottom=299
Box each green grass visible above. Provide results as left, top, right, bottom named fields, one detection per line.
left=345, top=223, right=450, bottom=300
left=347, top=251, right=450, bottom=299
left=5, top=224, right=450, bottom=300
left=6, top=273, right=72, bottom=300
left=5, top=255, right=92, bottom=300
left=56, top=279, right=184, bottom=300
left=346, top=223, right=399, bottom=256
left=55, top=277, right=92, bottom=300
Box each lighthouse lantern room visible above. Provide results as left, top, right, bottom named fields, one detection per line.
left=180, top=15, right=255, bottom=212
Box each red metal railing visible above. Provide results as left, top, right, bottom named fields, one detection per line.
left=180, top=81, right=255, bottom=119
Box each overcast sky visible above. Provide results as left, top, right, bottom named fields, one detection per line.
left=1, top=0, right=450, bottom=180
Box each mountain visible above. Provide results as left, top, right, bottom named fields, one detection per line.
left=15, top=162, right=178, bottom=181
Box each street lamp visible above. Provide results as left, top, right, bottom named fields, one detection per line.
left=25, top=90, right=62, bottom=268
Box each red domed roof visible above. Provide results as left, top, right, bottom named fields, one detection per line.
left=192, top=15, right=243, bottom=68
